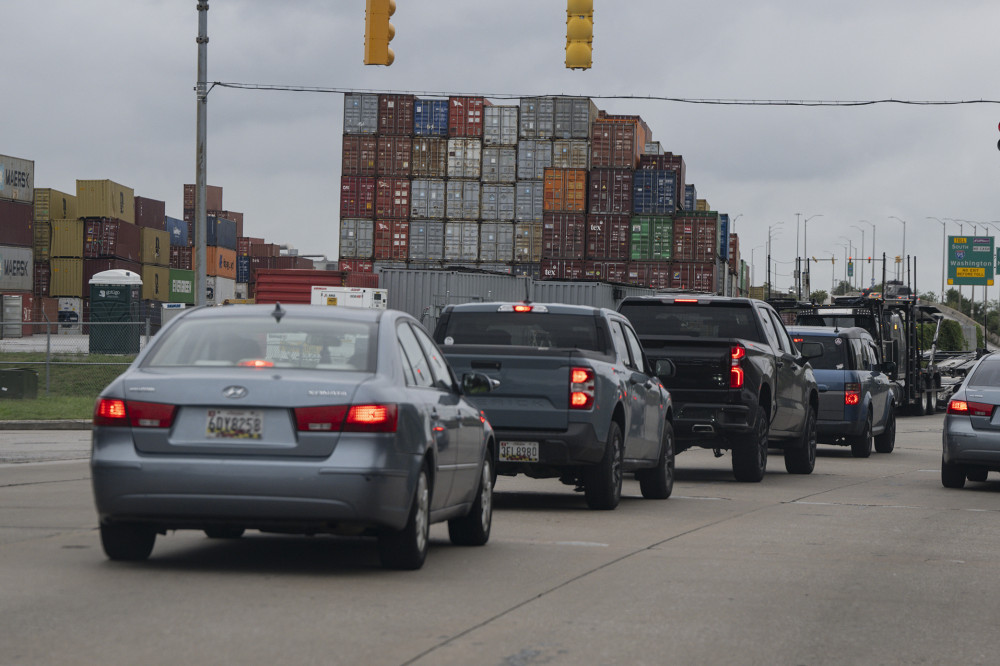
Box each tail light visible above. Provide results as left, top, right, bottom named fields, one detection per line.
left=570, top=366, right=595, bottom=410
left=845, top=383, right=861, bottom=406
left=730, top=345, right=746, bottom=389
left=295, top=405, right=349, bottom=431
left=294, top=404, right=398, bottom=433
left=948, top=399, right=994, bottom=417
left=93, top=399, right=177, bottom=428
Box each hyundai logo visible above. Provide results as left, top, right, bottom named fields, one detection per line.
left=223, top=386, right=248, bottom=399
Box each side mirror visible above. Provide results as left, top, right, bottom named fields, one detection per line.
left=798, top=341, right=824, bottom=360
left=655, top=358, right=676, bottom=379
left=462, top=372, right=498, bottom=395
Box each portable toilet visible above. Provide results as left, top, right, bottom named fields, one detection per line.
left=88, top=269, right=142, bottom=354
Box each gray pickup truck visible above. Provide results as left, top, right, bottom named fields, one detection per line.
left=433, top=302, right=674, bottom=510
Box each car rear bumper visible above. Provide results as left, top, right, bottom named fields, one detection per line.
left=672, top=402, right=754, bottom=448
left=493, top=422, right=603, bottom=474
left=816, top=418, right=864, bottom=440
left=943, top=418, right=1000, bottom=468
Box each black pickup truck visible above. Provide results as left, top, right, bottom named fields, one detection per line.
left=618, top=294, right=822, bottom=482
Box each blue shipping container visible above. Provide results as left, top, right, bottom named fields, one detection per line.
left=413, top=99, right=449, bottom=136
left=633, top=171, right=677, bottom=215
left=684, top=184, right=697, bottom=212
left=207, top=216, right=238, bottom=249
left=719, top=214, right=730, bottom=260
left=166, top=216, right=188, bottom=247
left=236, top=255, right=251, bottom=283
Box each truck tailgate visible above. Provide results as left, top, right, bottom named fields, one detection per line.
left=642, top=337, right=733, bottom=391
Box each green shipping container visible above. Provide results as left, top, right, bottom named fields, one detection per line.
left=630, top=216, right=672, bottom=261
left=169, top=268, right=195, bottom=304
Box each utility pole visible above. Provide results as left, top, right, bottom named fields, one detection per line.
left=195, top=2, right=209, bottom=306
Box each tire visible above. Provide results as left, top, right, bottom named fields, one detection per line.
left=448, top=455, right=493, bottom=546
left=785, top=406, right=817, bottom=474
left=849, top=414, right=874, bottom=458
left=638, top=422, right=675, bottom=499
left=966, top=467, right=989, bottom=483
left=926, top=391, right=937, bottom=414
left=204, top=527, right=245, bottom=539
left=100, top=523, right=156, bottom=561
left=733, top=405, right=768, bottom=482
left=874, top=407, right=896, bottom=454
left=941, top=457, right=966, bottom=489
left=585, top=422, right=624, bottom=510
left=378, top=466, right=431, bottom=570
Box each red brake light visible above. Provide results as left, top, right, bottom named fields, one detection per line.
left=729, top=344, right=746, bottom=388
left=845, top=383, right=861, bottom=406
left=948, top=399, right=994, bottom=417
left=513, top=304, right=533, bottom=313
left=238, top=359, right=274, bottom=368
left=294, top=405, right=349, bottom=432
left=127, top=401, right=178, bottom=428
left=94, top=398, right=127, bottom=426
left=674, top=298, right=699, bottom=303
left=570, top=366, right=595, bottom=410
left=793, top=338, right=804, bottom=344
left=731, top=346, right=746, bottom=361
left=948, top=400, right=968, bottom=414
left=345, top=404, right=398, bottom=432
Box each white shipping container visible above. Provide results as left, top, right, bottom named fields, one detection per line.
left=481, top=147, right=517, bottom=183
left=205, top=276, right=236, bottom=306
left=483, top=106, right=519, bottom=146
left=0, top=245, right=33, bottom=291
left=310, top=286, right=387, bottom=309
left=516, top=140, right=552, bottom=180
left=446, top=181, right=481, bottom=220
left=447, top=138, right=482, bottom=179
left=0, top=154, right=35, bottom=203
left=57, top=296, right=83, bottom=335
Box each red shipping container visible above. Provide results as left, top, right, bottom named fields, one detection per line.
left=585, top=214, right=631, bottom=260
left=591, top=120, right=647, bottom=169
left=378, top=94, right=415, bottom=136
left=729, top=234, right=740, bottom=273
left=376, top=136, right=412, bottom=177
left=673, top=216, right=720, bottom=262
left=639, top=153, right=686, bottom=192
left=0, top=292, right=36, bottom=337
left=250, top=242, right=280, bottom=258
left=542, top=169, right=587, bottom=212
left=540, top=259, right=585, bottom=280
left=183, top=184, right=223, bottom=211
left=375, top=178, right=411, bottom=219
left=253, top=268, right=346, bottom=305
left=342, top=135, right=378, bottom=176
left=170, top=246, right=193, bottom=270
left=83, top=219, right=141, bottom=261
left=249, top=255, right=277, bottom=280
left=0, top=199, right=33, bottom=247
left=237, top=236, right=251, bottom=256
left=33, top=296, right=58, bottom=328
left=670, top=261, right=718, bottom=292
left=34, top=262, right=50, bottom=297
left=338, top=259, right=374, bottom=273
left=448, top=96, right=491, bottom=137
left=588, top=169, right=633, bottom=215
left=627, top=261, right=671, bottom=289
left=341, top=176, right=376, bottom=219
left=542, top=213, right=586, bottom=260
left=374, top=220, right=410, bottom=261
left=583, top=260, right=629, bottom=283
left=134, top=196, right=166, bottom=230
left=345, top=271, right=379, bottom=288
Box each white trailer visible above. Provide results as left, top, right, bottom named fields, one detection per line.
left=310, top=286, right=387, bottom=309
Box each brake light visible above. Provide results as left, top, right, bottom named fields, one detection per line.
left=93, top=399, right=177, bottom=428
left=570, top=366, right=595, bottom=410
left=729, top=345, right=745, bottom=388
left=294, top=405, right=348, bottom=432
left=94, top=398, right=127, bottom=426
left=345, top=404, right=398, bottom=432
left=238, top=359, right=274, bottom=368
left=513, top=304, right=533, bottom=313
left=674, top=298, right=699, bottom=303
left=793, top=338, right=804, bottom=344
left=948, top=399, right=994, bottom=417
left=845, top=383, right=861, bottom=406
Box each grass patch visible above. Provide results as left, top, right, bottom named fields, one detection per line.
left=1, top=351, right=132, bottom=420
left=0, top=395, right=96, bottom=420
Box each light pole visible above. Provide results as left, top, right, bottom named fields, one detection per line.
left=827, top=252, right=837, bottom=296
left=859, top=220, right=875, bottom=286
left=797, top=213, right=823, bottom=299
left=839, top=236, right=856, bottom=289
left=837, top=243, right=850, bottom=292
left=927, top=217, right=948, bottom=301
left=768, top=222, right=784, bottom=298
left=750, top=244, right=764, bottom=288
left=890, top=216, right=906, bottom=281
left=851, top=224, right=866, bottom=289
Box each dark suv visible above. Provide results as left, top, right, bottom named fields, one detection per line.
left=786, top=326, right=896, bottom=457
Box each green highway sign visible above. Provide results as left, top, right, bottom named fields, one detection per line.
left=947, top=236, right=995, bottom=286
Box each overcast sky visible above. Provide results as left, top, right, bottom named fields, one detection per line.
left=7, top=1, right=1000, bottom=298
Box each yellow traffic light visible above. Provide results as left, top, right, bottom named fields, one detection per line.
left=565, top=0, right=593, bottom=70
left=364, top=0, right=395, bottom=66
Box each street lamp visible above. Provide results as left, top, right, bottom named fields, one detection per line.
left=798, top=213, right=823, bottom=299
left=768, top=222, right=784, bottom=298
left=927, top=217, right=947, bottom=301
left=851, top=224, right=866, bottom=289
left=750, top=244, right=764, bottom=287
left=889, top=216, right=906, bottom=280
left=859, top=220, right=875, bottom=284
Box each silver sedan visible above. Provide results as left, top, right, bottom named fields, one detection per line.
left=91, top=303, right=495, bottom=569
left=942, top=351, right=1000, bottom=488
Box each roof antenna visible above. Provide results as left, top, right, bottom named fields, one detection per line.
left=271, top=302, right=285, bottom=323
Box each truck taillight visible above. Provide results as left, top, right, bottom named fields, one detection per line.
left=845, top=383, right=861, bottom=406
left=570, top=366, right=595, bottom=410
left=729, top=345, right=745, bottom=388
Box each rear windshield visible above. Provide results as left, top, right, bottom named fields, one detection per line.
left=968, top=357, right=1000, bottom=388
left=619, top=303, right=761, bottom=341
left=791, top=333, right=848, bottom=370
left=436, top=312, right=604, bottom=351
left=143, top=316, right=377, bottom=371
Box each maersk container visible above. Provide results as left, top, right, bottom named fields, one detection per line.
left=0, top=245, right=33, bottom=292
left=552, top=140, right=589, bottom=170
left=479, top=222, right=514, bottom=262
left=409, top=220, right=445, bottom=261
left=376, top=136, right=412, bottom=177
left=542, top=213, right=586, bottom=260
left=448, top=96, right=489, bottom=137
left=0, top=199, right=33, bottom=247
left=34, top=188, right=76, bottom=222
left=444, top=222, right=479, bottom=262
left=480, top=184, right=515, bottom=221
left=166, top=215, right=187, bottom=247
left=76, top=180, right=135, bottom=223
left=342, top=135, right=378, bottom=176
left=446, top=138, right=482, bottom=179
left=341, top=176, right=376, bottom=218
left=514, top=180, right=544, bottom=222
left=445, top=181, right=480, bottom=220
left=514, top=222, right=543, bottom=263
left=343, top=93, right=379, bottom=134
left=413, top=98, right=449, bottom=136
left=531, top=280, right=654, bottom=309
left=585, top=214, right=631, bottom=261
left=0, top=154, right=34, bottom=204
left=630, top=216, right=673, bottom=261
left=483, top=106, right=519, bottom=146
left=553, top=97, right=598, bottom=139
left=588, top=169, right=633, bottom=215
left=410, top=180, right=446, bottom=219
left=374, top=220, right=410, bottom=262
left=542, top=169, right=587, bottom=213
left=516, top=140, right=552, bottom=180
left=481, top=147, right=516, bottom=183
left=519, top=97, right=555, bottom=139
left=378, top=94, right=415, bottom=136
left=411, top=138, right=448, bottom=177
left=633, top=170, right=678, bottom=215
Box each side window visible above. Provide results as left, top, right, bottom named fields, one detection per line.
left=622, top=324, right=648, bottom=374
left=849, top=338, right=865, bottom=371
left=757, top=306, right=781, bottom=351
left=413, top=324, right=456, bottom=391
left=397, top=323, right=434, bottom=388
left=767, top=310, right=795, bottom=355
left=609, top=320, right=632, bottom=366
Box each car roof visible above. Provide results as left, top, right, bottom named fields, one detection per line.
left=177, top=303, right=393, bottom=324
left=787, top=325, right=874, bottom=341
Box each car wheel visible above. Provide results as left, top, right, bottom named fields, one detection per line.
left=448, top=454, right=493, bottom=546
left=100, top=523, right=156, bottom=561
left=941, top=456, right=967, bottom=489
left=638, top=421, right=675, bottom=499
left=733, top=405, right=768, bottom=482
left=874, top=407, right=896, bottom=453
left=849, top=414, right=874, bottom=458
left=585, top=422, right=623, bottom=510
left=785, top=406, right=817, bottom=474
left=966, top=467, right=989, bottom=483
left=925, top=391, right=937, bottom=415
left=378, top=465, right=430, bottom=570
left=204, top=527, right=245, bottom=539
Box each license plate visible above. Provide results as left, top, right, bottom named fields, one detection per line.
left=206, top=409, right=263, bottom=440
left=500, top=440, right=539, bottom=463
